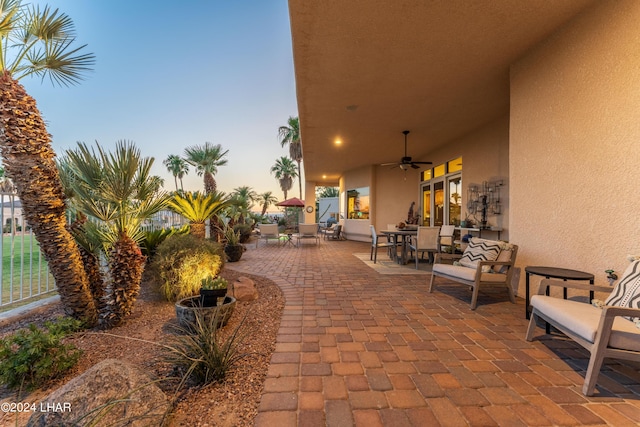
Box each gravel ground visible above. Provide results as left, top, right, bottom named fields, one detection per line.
left=0, top=268, right=285, bottom=426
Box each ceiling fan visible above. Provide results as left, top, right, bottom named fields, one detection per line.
left=381, top=130, right=432, bottom=170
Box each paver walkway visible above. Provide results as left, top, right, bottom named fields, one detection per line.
left=229, top=239, right=640, bottom=426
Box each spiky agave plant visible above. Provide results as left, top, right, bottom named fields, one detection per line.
left=0, top=1, right=97, bottom=325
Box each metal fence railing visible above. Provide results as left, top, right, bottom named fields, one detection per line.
left=0, top=192, right=55, bottom=309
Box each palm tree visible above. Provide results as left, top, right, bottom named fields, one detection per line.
left=167, top=191, right=233, bottom=239
left=270, top=156, right=298, bottom=200
left=0, top=1, right=96, bottom=325
left=184, top=142, right=228, bottom=194
left=163, top=154, right=189, bottom=191
left=317, top=186, right=339, bottom=198
left=60, top=141, right=169, bottom=327
left=258, top=191, right=278, bottom=216
left=278, top=116, right=302, bottom=198
left=230, top=186, right=257, bottom=225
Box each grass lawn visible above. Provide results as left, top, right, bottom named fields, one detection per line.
left=0, top=233, right=55, bottom=306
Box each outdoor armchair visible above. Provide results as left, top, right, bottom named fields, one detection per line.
left=256, top=223, right=280, bottom=247
left=526, top=270, right=640, bottom=396
left=296, top=223, right=320, bottom=246
left=429, top=238, right=518, bottom=309
left=321, top=224, right=342, bottom=240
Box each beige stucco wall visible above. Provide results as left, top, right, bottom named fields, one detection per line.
left=426, top=117, right=510, bottom=240
left=302, top=181, right=316, bottom=223
left=510, top=0, right=640, bottom=295
left=374, top=165, right=422, bottom=230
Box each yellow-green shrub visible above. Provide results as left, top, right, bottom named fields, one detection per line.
left=150, top=234, right=225, bottom=301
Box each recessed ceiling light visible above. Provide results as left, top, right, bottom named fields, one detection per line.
left=334, top=138, right=342, bottom=146
left=322, top=175, right=327, bottom=179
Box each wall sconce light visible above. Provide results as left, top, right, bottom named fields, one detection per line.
left=467, top=180, right=503, bottom=229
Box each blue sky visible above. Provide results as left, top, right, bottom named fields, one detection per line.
left=24, top=0, right=298, bottom=198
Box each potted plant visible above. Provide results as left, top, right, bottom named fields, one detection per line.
left=223, top=225, right=244, bottom=262
left=199, top=276, right=228, bottom=307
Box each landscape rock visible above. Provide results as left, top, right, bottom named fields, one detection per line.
left=232, top=276, right=258, bottom=301
left=27, top=358, right=169, bottom=427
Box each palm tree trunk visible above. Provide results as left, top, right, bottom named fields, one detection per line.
left=101, top=232, right=145, bottom=327
left=190, top=222, right=206, bottom=239
left=0, top=72, right=97, bottom=326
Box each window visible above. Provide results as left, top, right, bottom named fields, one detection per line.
left=347, top=187, right=369, bottom=219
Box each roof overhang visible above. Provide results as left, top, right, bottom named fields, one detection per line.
left=288, top=0, right=597, bottom=184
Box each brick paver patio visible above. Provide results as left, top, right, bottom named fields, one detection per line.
left=229, top=238, right=640, bottom=426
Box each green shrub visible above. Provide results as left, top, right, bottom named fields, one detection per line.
left=150, top=234, right=225, bottom=301
left=164, top=310, right=251, bottom=385
left=0, top=317, right=83, bottom=390
left=140, top=225, right=189, bottom=259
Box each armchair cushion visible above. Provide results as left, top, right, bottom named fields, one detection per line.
left=531, top=295, right=640, bottom=352
left=605, top=260, right=640, bottom=321
left=458, top=238, right=501, bottom=272
left=433, top=264, right=507, bottom=283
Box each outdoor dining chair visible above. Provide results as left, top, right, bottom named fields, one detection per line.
left=370, top=225, right=396, bottom=264
left=408, top=226, right=440, bottom=269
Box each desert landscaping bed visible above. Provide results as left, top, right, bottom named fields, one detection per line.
left=0, top=268, right=285, bottom=427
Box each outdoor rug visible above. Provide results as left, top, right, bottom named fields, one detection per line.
left=353, top=253, right=432, bottom=275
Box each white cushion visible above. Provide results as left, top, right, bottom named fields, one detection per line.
left=433, top=263, right=506, bottom=283
left=605, top=260, right=640, bottom=322
left=458, top=238, right=501, bottom=272
left=531, top=295, right=640, bottom=352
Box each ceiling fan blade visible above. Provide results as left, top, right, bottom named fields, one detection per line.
left=380, top=162, right=399, bottom=167
left=410, top=163, right=420, bottom=169
left=412, top=161, right=433, bottom=165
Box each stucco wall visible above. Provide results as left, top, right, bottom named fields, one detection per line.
left=510, top=0, right=640, bottom=295
left=375, top=165, right=422, bottom=230
left=426, top=117, right=510, bottom=240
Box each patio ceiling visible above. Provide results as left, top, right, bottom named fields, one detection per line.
left=288, top=0, right=597, bottom=185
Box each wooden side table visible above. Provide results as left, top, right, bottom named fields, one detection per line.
left=525, top=266, right=594, bottom=320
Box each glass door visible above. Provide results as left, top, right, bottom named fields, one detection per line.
left=433, top=180, right=445, bottom=226
left=421, top=183, right=431, bottom=226
left=448, top=175, right=462, bottom=226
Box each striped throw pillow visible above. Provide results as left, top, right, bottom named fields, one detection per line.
left=458, top=238, right=502, bottom=272
left=605, top=260, right=640, bottom=322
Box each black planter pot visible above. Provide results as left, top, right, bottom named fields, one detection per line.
left=175, top=295, right=236, bottom=329
left=199, top=288, right=227, bottom=307
left=224, top=244, right=244, bottom=262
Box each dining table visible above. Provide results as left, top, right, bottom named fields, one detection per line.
left=380, top=228, right=418, bottom=265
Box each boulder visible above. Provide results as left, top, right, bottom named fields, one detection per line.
left=232, top=276, right=258, bottom=301
left=27, top=359, right=169, bottom=427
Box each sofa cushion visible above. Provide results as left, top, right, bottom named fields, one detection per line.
left=531, top=295, right=640, bottom=352
left=433, top=263, right=507, bottom=283
left=605, top=260, right=640, bottom=322
left=458, top=238, right=501, bottom=272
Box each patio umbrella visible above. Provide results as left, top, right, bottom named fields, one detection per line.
left=275, top=197, right=305, bottom=207
left=276, top=198, right=305, bottom=230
